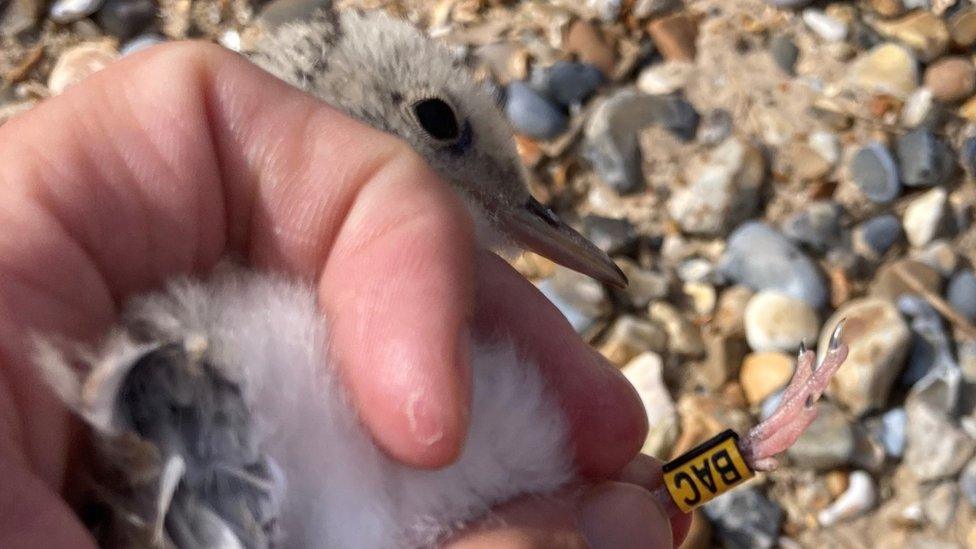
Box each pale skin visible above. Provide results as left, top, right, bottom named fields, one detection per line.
left=0, top=43, right=690, bottom=547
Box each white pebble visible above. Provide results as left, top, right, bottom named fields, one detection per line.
left=818, top=470, right=877, bottom=525
left=901, top=88, right=935, bottom=128
left=808, top=131, right=840, bottom=166
left=802, top=9, right=848, bottom=43
left=50, top=0, right=104, bottom=23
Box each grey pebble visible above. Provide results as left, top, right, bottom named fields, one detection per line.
left=532, top=61, right=604, bottom=108
left=770, top=33, right=799, bottom=75
left=704, top=488, right=783, bottom=549
left=850, top=143, right=901, bottom=203
left=504, top=81, right=568, bottom=140
left=584, top=89, right=699, bottom=194
left=947, top=270, right=976, bottom=321
left=719, top=221, right=828, bottom=308
left=899, top=295, right=955, bottom=387
left=896, top=129, right=955, bottom=187
left=96, top=0, right=157, bottom=40
left=853, top=214, right=902, bottom=258
left=905, top=366, right=976, bottom=481
left=880, top=407, right=907, bottom=458
left=787, top=402, right=855, bottom=469
left=697, top=108, right=733, bottom=145
left=49, top=0, right=103, bottom=23
left=581, top=215, right=636, bottom=256
left=961, top=136, right=976, bottom=179
left=781, top=200, right=843, bottom=253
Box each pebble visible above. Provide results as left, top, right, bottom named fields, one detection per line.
left=533, top=61, right=604, bottom=108
left=676, top=258, right=716, bottom=284
left=873, top=11, right=950, bottom=62
left=808, top=131, right=841, bottom=166
left=1, top=0, right=45, bottom=35
left=770, top=33, right=799, bottom=75
left=616, top=260, right=669, bottom=308
left=668, top=138, right=765, bottom=236
left=584, top=90, right=699, bottom=193
left=744, top=291, right=820, bottom=352
left=537, top=269, right=610, bottom=333
left=924, top=56, right=976, bottom=103
left=565, top=19, right=615, bottom=75
left=95, top=0, right=156, bottom=39
left=944, top=272, right=976, bottom=324
left=899, top=295, right=955, bottom=386
left=880, top=407, right=908, bottom=458
left=802, top=9, right=848, bottom=42
left=788, top=402, right=856, bottom=469
left=913, top=239, right=958, bottom=277
left=714, top=285, right=754, bottom=336
left=902, top=187, right=947, bottom=247
left=636, top=61, right=694, bottom=95
left=739, top=351, right=794, bottom=404
left=849, top=142, right=901, bottom=204
left=720, top=222, right=829, bottom=308
left=961, top=457, right=976, bottom=508
left=781, top=200, right=843, bottom=252
left=649, top=301, right=706, bottom=357
left=778, top=142, right=832, bottom=182
left=704, top=488, right=783, bottom=549
left=633, top=0, right=681, bottom=18
left=684, top=282, right=717, bottom=317
left=849, top=42, right=919, bottom=98
left=900, top=88, right=936, bottom=128
left=474, top=43, right=526, bottom=85
left=598, top=315, right=668, bottom=367
left=870, top=259, right=943, bottom=300
left=869, top=0, right=906, bottom=17
left=896, top=130, right=954, bottom=188
left=120, top=34, right=166, bottom=56
left=949, top=7, right=976, bottom=48
left=853, top=215, right=903, bottom=259
left=693, top=331, right=746, bottom=390
left=47, top=41, right=119, bottom=95
left=697, top=108, right=733, bottom=145
left=504, top=81, right=568, bottom=140
left=622, top=352, right=679, bottom=457
left=49, top=0, right=102, bottom=24
left=581, top=215, right=636, bottom=256
left=648, top=12, right=699, bottom=62
left=817, top=470, right=877, bottom=525
left=905, top=366, right=976, bottom=481
left=819, top=298, right=911, bottom=415
left=922, top=482, right=959, bottom=529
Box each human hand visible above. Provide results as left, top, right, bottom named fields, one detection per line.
left=0, top=43, right=685, bottom=546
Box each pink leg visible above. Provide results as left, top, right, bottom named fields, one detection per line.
left=740, top=322, right=849, bottom=472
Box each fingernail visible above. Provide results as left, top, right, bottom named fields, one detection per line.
left=405, top=389, right=445, bottom=446
left=579, top=482, right=673, bottom=549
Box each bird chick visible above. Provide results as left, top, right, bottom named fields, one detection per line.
left=34, top=2, right=849, bottom=548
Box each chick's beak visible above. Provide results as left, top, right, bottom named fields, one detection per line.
left=501, top=197, right=628, bottom=289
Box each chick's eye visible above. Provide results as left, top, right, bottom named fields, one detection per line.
left=413, top=98, right=460, bottom=141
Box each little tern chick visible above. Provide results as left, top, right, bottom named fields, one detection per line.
left=35, top=2, right=848, bottom=548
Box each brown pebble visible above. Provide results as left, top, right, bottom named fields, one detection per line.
left=868, top=0, right=905, bottom=18
left=870, top=259, right=943, bottom=300
left=924, top=56, right=976, bottom=103
left=825, top=470, right=850, bottom=497
left=647, top=12, right=699, bottom=62
left=565, top=19, right=615, bottom=76
left=739, top=352, right=794, bottom=405
left=950, top=7, right=976, bottom=48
